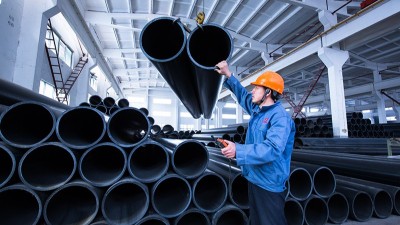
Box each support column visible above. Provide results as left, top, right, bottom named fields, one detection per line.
left=318, top=9, right=337, bottom=31
left=373, top=70, right=387, bottom=124
left=174, top=98, right=180, bottom=130
left=393, top=106, right=400, bottom=122
left=216, top=102, right=224, bottom=128
left=236, top=102, right=243, bottom=124
left=318, top=47, right=349, bottom=137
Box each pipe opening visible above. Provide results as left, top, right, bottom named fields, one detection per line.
left=173, top=141, right=208, bottom=178
left=284, top=199, right=304, bottom=225
left=193, top=173, right=227, bottom=212
left=129, top=142, right=169, bottom=183
left=374, top=190, right=393, bottom=218
left=80, top=143, right=126, bottom=187
left=304, top=196, right=328, bottom=225
left=213, top=206, right=247, bottom=225
left=289, top=168, right=312, bottom=201
left=231, top=174, right=249, bottom=209
left=45, top=185, right=98, bottom=225
left=353, top=192, right=373, bottom=221
left=0, top=103, right=55, bottom=147
left=327, top=193, right=349, bottom=224
left=175, top=209, right=209, bottom=225
left=313, top=167, right=336, bottom=198
left=0, top=146, right=15, bottom=188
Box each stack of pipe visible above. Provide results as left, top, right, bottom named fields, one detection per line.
left=191, top=125, right=247, bottom=146
left=81, top=95, right=130, bottom=116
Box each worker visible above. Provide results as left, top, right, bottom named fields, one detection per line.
left=215, top=60, right=296, bottom=225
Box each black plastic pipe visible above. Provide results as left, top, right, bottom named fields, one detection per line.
left=291, top=162, right=336, bottom=198
left=102, top=178, right=149, bottom=225
left=89, top=95, right=103, bottom=106
left=302, top=195, right=328, bottom=225
left=103, top=97, right=115, bottom=108
left=56, top=106, right=106, bottom=149
left=140, top=17, right=202, bottom=118
left=288, top=167, right=313, bottom=201
left=0, top=142, right=16, bottom=188
left=79, top=142, right=127, bottom=187
left=0, top=184, right=42, bottom=225
left=192, top=171, right=227, bottom=213
left=200, top=126, right=245, bottom=135
left=44, top=180, right=100, bottom=225
left=327, top=192, right=350, bottom=224
left=284, top=198, right=304, bottom=225
left=162, top=124, right=174, bottom=135
left=128, top=140, right=169, bottom=183
left=117, top=98, right=129, bottom=108
left=191, top=133, right=231, bottom=143
left=174, top=208, right=210, bottom=225
left=151, top=173, right=192, bottom=218
left=154, top=138, right=208, bottom=179
left=336, top=186, right=373, bottom=222
left=136, top=214, right=170, bottom=225
left=107, top=107, right=150, bottom=148
left=18, top=142, right=76, bottom=191
left=187, top=24, right=233, bottom=119
left=211, top=204, right=248, bottom=225
left=0, top=102, right=57, bottom=148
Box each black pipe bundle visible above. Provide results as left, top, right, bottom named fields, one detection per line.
left=335, top=186, right=374, bottom=222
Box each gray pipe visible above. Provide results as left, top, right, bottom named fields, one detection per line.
left=0, top=142, right=16, bottom=188
left=56, top=106, right=107, bottom=149
left=174, top=208, right=210, bottom=225
left=107, top=107, right=150, bottom=148
left=140, top=17, right=202, bottom=118
left=128, top=140, right=169, bottom=183
left=284, top=198, right=304, bottom=225
left=102, top=178, right=149, bottom=225
left=187, top=24, right=233, bottom=119
left=192, top=171, right=227, bottom=213
left=211, top=204, right=248, bottom=225
left=327, top=192, right=349, bottom=224
left=18, top=142, right=76, bottom=191
left=0, top=102, right=57, bottom=148
left=151, top=173, right=192, bottom=218
left=302, top=195, right=328, bottom=225
left=79, top=142, right=127, bottom=187
left=288, top=167, right=313, bottom=201
left=336, top=186, right=373, bottom=222
left=0, top=184, right=42, bottom=225
left=44, top=180, right=100, bottom=225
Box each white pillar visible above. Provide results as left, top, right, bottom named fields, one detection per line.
left=216, top=102, right=224, bottom=128
left=373, top=70, right=387, bottom=124
left=174, top=98, right=180, bottom=130
left=236, top=102, right=243, bottom=124
left=318, top=47, right=349, bottom=137
left=318, top=9, right=337, bottom=31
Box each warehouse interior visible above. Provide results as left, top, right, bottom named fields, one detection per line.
left=0, top=0, right=399, bottom=225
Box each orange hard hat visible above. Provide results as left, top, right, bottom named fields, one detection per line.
left=251, top=71, right=284, bottom=94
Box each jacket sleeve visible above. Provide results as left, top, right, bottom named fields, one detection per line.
left=235, top=115, right=292, bottom=165
left=223, top=75, right=253, bottom=115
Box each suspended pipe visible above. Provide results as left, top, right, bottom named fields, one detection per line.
left=336, top=174, right=400, bottom=215
left=140, top=17, right=202, bottom=118
left=291, top=162, right=336, bottom=198
left=56, top=106, right=107, bottom=149
left=18, top=142, right=76, bottom=191
left=0, top=142, right=16, bottom=188
left=117, top=98, right=129, bottom=108
left=0, top=184, right=42, bottom=225
left=128, top=140, right=169, bottom=183
left=336, top=186, right=373, bottom=222
left=136, top=214, right=170, bottom=225
left=336, top=178, right=393, bottom=218
left=327, top=192, right=349, bottom=224
left=284, top=198, right=304, bottom=225
left=288, top=167, right=313, bottom=201
left=187, top=24, right=233, bottom=119
left=0, top=102, right=57, bottom=148
left=107, top=107, right=150, bottom=148
left=211, top=204, right=248, bottom=225
left=151, top=173, right=192, bottom=218
left=302, top=195, right=328, bottom=225
left=44, top=180, right=100, bottom=225
left=192, top=171, right=228, bottom=213
left=102, top=178, right=149, bottom=225
left=79, top=142, right=127, bottom=187
left=154, top=138, right=208, bottom=179
left=174, top=208, right=210, bottom=225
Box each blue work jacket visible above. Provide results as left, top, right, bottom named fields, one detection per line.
left=224, top=75, right=296, bottom=192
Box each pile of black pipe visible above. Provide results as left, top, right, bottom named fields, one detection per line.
left=140, top=17, right=233, bottom=119
left=79, top=95, right=130, bottom=116
left=191, top=125, right=247, bottom=146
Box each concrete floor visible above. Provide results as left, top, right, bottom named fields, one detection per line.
left=327, top=215, right=400, bottom=225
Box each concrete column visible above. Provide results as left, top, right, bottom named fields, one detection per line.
left=373, top=70, right=387, bottom=124
left=318, top=47, right=349, bottom=137
left=318, top=9, right=337, bottom=31
left=393, top=106, right=400, bottom=122
left=205, top=118, right=210, bottom=130
left=216, top=102, right=224, bottom=128
left=13, top=0, right=59, bottom=90
left=236, top=102, right=243, bottom=124
left=174, top=98, right=180, bottom=130
left=323, top=83, right=331, bottom=115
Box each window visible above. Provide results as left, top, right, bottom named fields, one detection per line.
left=222, top=114, right=236, bottom=119
left=180, top=124, right=195, bottom=130
left=152, top=111, right=171, bottom=117
left=89, top=73, right=97, bottom=91
left=45, top=28, right=73, bottom=67
left=180, top=112, right=192, bottom=118
left=39, top=80, right=56, bottom=100
left=153, top=98, right=172, bottom=104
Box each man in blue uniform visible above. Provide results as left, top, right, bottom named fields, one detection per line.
left=215, top=60, right=296, bottom=225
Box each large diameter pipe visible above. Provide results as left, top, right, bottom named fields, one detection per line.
left=174, top=208, right=210, bottom=225
left=211, top=204, right=248, bottom=225
left=327, top=192, right=349, bottom=224
left=192, top=171, right=227, bottom=213
left=151, top=173, right=192, bottom=218
left=336, top=186, right=373, bottom=222
left=107, top=107, right=150, bottom=148
left=0, top=102, right=57, bottom=148
left=56, top=106, right=106, bottom=149
left=102, top=178, right=149, bottom=225
left=128, top=140, right=169, bottom=183
left=44, top=180, right=100, bottom=225
left=284, top=198, right=304, bottom=225
left=154, top=138, right=208, bottom=179
left=288, top=167, right=313, bottom=201
left=0, top=142, right=16, bottom=188
left=79, top=142, right=127, bottom=187
left=187, top=24, right=233, bottom=119
left=18, top=142, right=76, bottom=191
left=136, top=214, right=170, bottom=225
left=140, top=17, right=202, bottom=118
left=0, top=184, right=42, bottom=225
left=302, top=195, right=328, bottom=225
